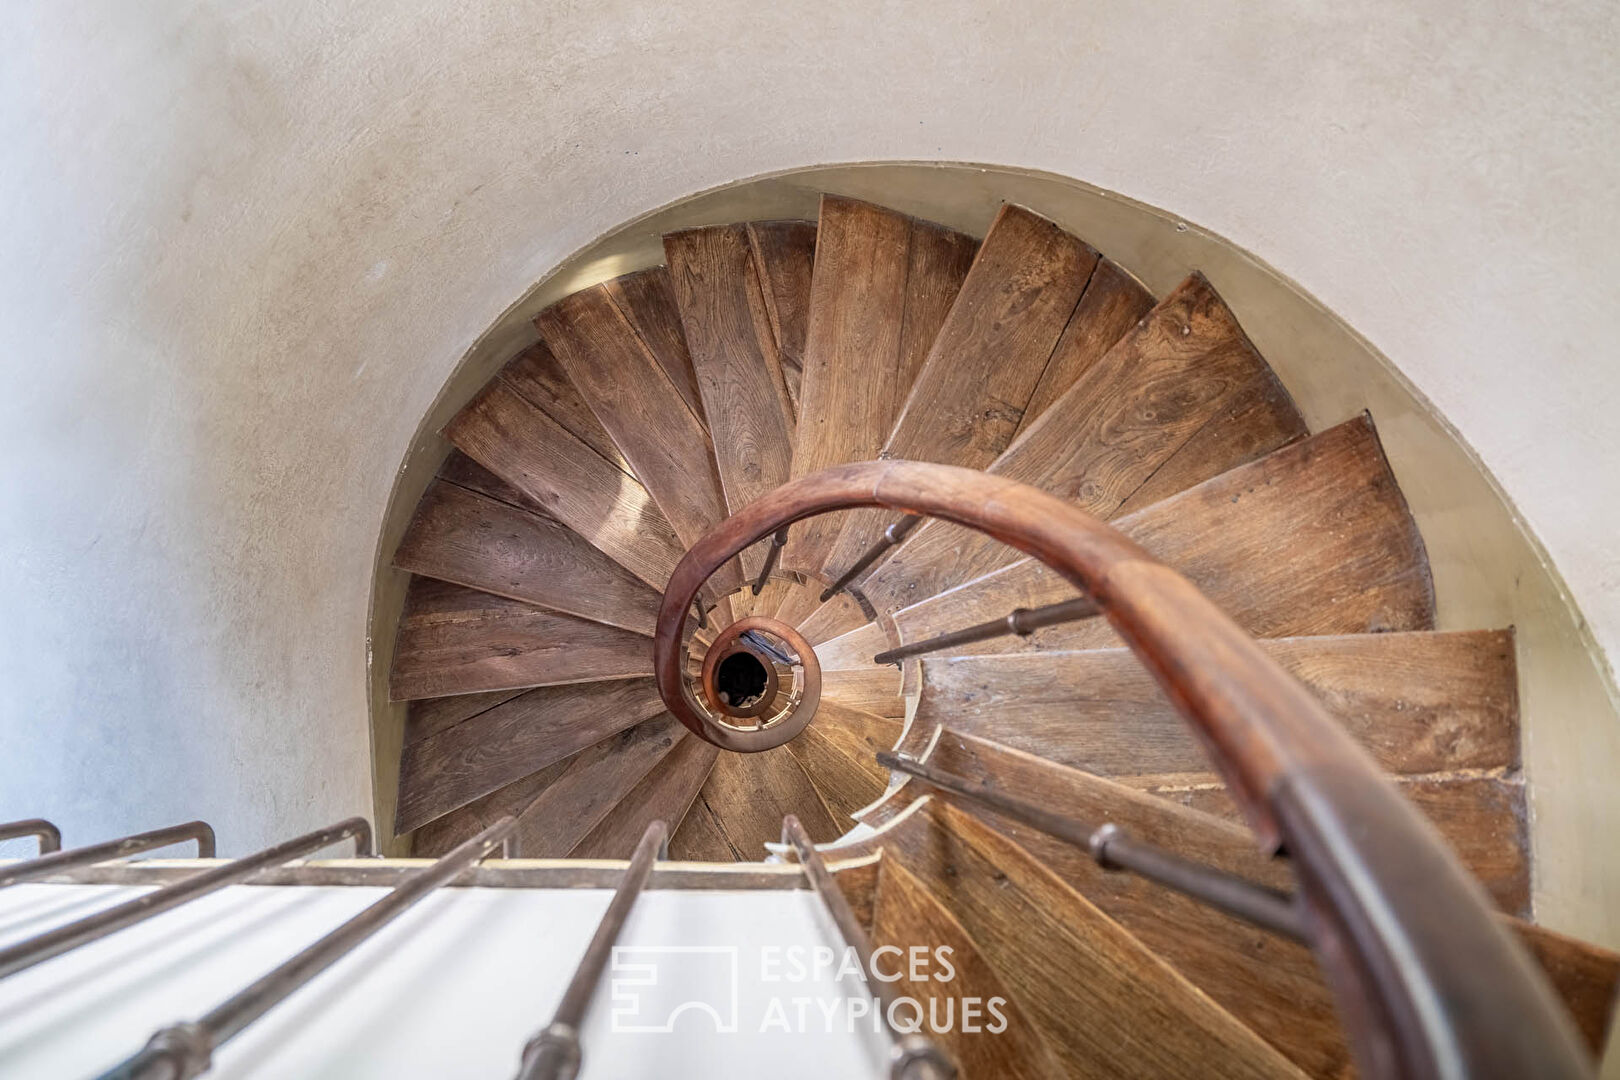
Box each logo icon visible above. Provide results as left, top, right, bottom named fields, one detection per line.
left=610, top=945, right=740, bottom=1033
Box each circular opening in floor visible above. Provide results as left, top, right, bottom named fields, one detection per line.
left=715, top=650, right=769, bottom=707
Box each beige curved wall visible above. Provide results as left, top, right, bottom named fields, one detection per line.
left=2, top=1, right=1617, bottom=960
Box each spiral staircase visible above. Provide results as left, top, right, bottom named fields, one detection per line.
left=383, top=194, right=1620, bottom=1076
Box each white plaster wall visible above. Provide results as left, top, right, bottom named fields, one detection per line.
left=1, top=0, right=1617, bottom=866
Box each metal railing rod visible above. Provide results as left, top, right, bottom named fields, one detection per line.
left=878, top=752, right=1306, bottom=942
left=0, top=821, right=216, bottom=890
left=871, top=595, right=1100, bottom=666
left=0, top=817, right=371, bottom=981
left=0, top=818, right=62, bottom=855
left=820, top=515, right=920, bottom=602
left=100, top=816, right=509, bottom=1080
left=515, top=820, right=668, bottom=1080
left=780, top=815, right=957, bottom=1080
left=752, top=527, right=790, bottom=595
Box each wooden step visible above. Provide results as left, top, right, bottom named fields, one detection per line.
left=745, top=220, right=817, bottom=412
left=877, top=799, right=1312, bottom=1079
left=667, top=791, right=744, bottom=862
left=601, top=267, right=708, bottom=428
left=870, top=857, right=1064, bottom=1077
left=537, top=283, right=743, bottom=592
left=394, top=478, right=663, bottom=635
left=916, top=630, right=1517, bottom=779
left=446, top=381, right=685, bottom=591
left=791, top=589, right=870, bottom=645
left=783, top=718, right=891, bottom=821
left=782, top=197, right=975, bottom=576
left=1146, top=771, right=1529, bottom=917
left=821, top=666, right=906, bottom=719
left=812, top=700, right=905, bottom=768
left=891, top=414, right=1434, bottom=656
left=403, top=687, right=524, bottom=747
left=395, top=677, right=667, bottom=832
left=812, top=621, right=891, bottom=670
left=665, top=225, right=798, bottom=581
left=821, top=205, right=1098, bottom=580
left=497, top=340, right=635, bottom=478
left=687, top=745, right=841, bottom=858
left=569, top=735, right=720, bottom=859
left=861, top=273, right=1307, bottom=615
left=388, top=578, right=652, bottom=700
left=899, top=731, right=1619, bottom=1073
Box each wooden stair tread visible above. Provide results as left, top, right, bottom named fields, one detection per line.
left=446, top=381, right=685, bottom=591
left=395, top=677, right=667, bottom=833
left=1148, top=772, right=1529, bottom=917
left=665, top=225, right=798, bottom=581
left=690, top=745, right=842, bottom=858
left=791, top=589, right=870, bottom=646
left=821, top=666, right=906, bottom=719
left=861, top=273, right=1306, bottom=615
left=537, top=283, right=742, bottom=592
left=403, top=688, right=524, bottom=747
left=812, top=700, right=905, bottom=768
left=498, top=340, right=636, bottom=478
left=915, top=629, right=1518, bottom=778
left=892, top=414, right=1434, bottom=655
left=569, top=735, right=720, bottom=859
left=896, top=731, right=1618, bottom=1072
left=879, top=799, right=1312, bottom=1079
left=783, top=197, right=973, bottom=576
left=813, top=620, right=891, bottom=671
left=871, top=857, right=1064, bottom=1077
left=666, top=792, right=738, bottom=862
left=601, top=267, right=708, bottom=428
left=745, top=220, right=817, bottom=412
left=783, top=721, right=890, bottom=822
left=389, top=578, right=652, bottom=700
left=394, top=479, right=663, bottom=635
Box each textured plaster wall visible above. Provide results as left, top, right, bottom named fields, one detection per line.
left=2, top=0, right=1617, bottom=878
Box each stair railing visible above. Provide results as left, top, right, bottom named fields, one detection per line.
left=0, top=817, right=62, bottom=855
left=651, top=459, right=1594, bottom=1080
left=0, top=820, right=216, bottom=889
left=515, top=819, right=667, bottom=1080
left=780, top=815, right=957, bottom=1080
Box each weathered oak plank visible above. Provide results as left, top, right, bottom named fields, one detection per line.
left=569, top=734, right=720, bottom=859
left=745, top=219, right=818, bottom=412
left=498, top=340, right=635, bottom=477
left=601, top=267, right=707, bottom=429
left=389, top=578, right=652, bottom=700
left=697, top=745, right=842, bottom=857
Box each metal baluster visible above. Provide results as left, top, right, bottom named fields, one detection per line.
left=515, top=820, right=667, bottom=1080
left=820, top=515, right=920, bottom=602
left=871, top=595, right=1100, bottom=665
left=780, top=816, right=957, bottom=1080
left=0, top=818, right=62, bottom=855
left=878, top=752, right=1306, bottom=941
left=99, top=816, right=509, bottom=1080
left=0, top=817, right=372, bottom=981
left=752, top=527, right=789, bottom=595
left=0, top=820, right=215, bottom=889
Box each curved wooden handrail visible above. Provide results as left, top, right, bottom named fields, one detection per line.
left=653, top=459, right=1592, bottom=1079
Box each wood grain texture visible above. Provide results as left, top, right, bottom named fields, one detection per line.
left=813, top=621, right=891, bottom=671
left=905, top=732, right=1617, bottom=1071
left=914, top=630, right=1518, bottom=779
left=823, top=206, right=1090, bottom=583
left=822, top=666, right=906, bottom=718
left=446, top=381, right=685, bottom=590
left=403, top=688, right=523, bottom=747
left=395, top=677, right=667, bottom=832
left=389, top=578, right=652, bottom=700
left=601, top=267, right=707, bottom=429
left=812, top=700, right=906, bottom=770
left=782, top=196, right=912, bottom=575
left=1014, top=258, right=1155, bottom=438
left=569, top=734, right=720, bottom=859
left=892, top=414, right=1434, bottom=655
left=694, top=745, right=842, bottom=858
left=665, top=225, right=797, bottom=580
left=792, top=591, right=871, bottom=645
left=880, top=800, right=1311, bottom=1080
left=410, top=755, right=576, bottom=854
left=666, top=792, right=738, bottom=862
left=783, top=720, right=890, bottom=822
left=506, top=714, right=686, bottom=858
left=1151, top=772, right=1529, bottom=916
left=871, top=857, right=1064, bottom=1078
left=863, top=273, right=1305, bottom=614
left=745, top=220, right=817, bottom=412
left=394, top=479, right=663, bottom=635
left=498, top=339, right=635, bottom=477
left=538, top=284, right=742, bottom=592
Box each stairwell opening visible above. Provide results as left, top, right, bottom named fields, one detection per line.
left=715, top=651, right=769, bottom=709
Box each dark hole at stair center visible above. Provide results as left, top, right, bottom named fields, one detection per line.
left=716, top=651, right=769, bottom=707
